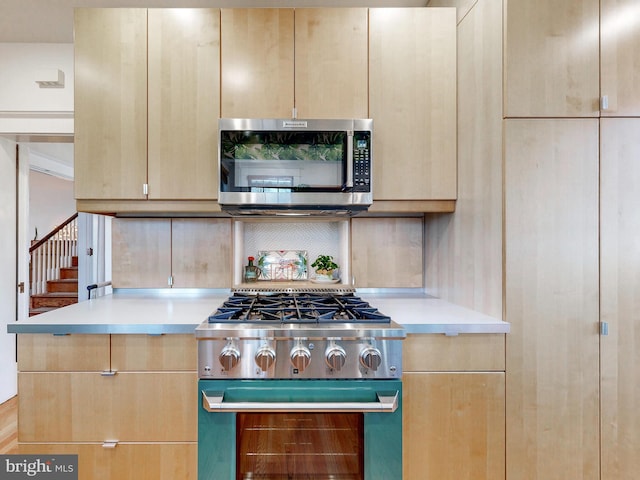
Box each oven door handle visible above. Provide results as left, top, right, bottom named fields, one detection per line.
left=202, top=390, right=399, bottom=413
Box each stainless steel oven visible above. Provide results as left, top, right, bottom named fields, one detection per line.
left=196, top=291, right=405, bottom=480
left=218, top=118, right=373, bottom=216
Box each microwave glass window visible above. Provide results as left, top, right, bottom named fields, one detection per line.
left=220, top=131, right=348, bottom=192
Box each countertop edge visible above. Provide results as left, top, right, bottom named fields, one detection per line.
left=403, top=322, right=510, bottom=335
left=6, top=323, right=199, bottom=335
left=7, top=322, right=510, bottom=336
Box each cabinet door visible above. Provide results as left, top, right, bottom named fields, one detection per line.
left=171, top=218, right=232, bottom=288
left=369, top=8, right=456, bottom=201
left=111, top=218, right=171, bottom=288
left=504, top=0, right=599, bottom=117
left=600, top=118, right=640, bottom=480
left=221, top=8, right=294, bottom=118
left=601, top=0, right=640, bottom=116
left=74, top=8, right=147, bottom=200
left=505, top=119, right=600, bottom=479
left=351, top=217, right=423, bottom=288
left=403, top=372, right=505, bottom=480
left=294, top=8, right=368, bottom=119
left=19, top=443, right=196, bottom=480
left=148, top=9, right=220, bottom=200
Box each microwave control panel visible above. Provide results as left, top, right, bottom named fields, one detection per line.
left=353, top=131, right=371, bottom=192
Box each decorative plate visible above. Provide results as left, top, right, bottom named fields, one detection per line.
left=257, top=250, right=308, bottom=281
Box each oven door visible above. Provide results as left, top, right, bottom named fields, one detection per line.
left=198, top=379, right=402, bottom=480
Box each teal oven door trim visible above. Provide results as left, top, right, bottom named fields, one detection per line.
left=198, top=379, right=402, bottom=480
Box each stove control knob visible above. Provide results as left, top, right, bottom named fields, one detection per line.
left=360, top=346, right=382, bottom=371
left=255, top=345, right=276, bottom=371
left=290, top=344, right=311, bottom=372
left=325, top=345, right=347, bottom=371
left=219, top=343, right=240, bottom=371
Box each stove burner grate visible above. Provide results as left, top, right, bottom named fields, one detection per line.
left=208, top=292, right=391, bottom=324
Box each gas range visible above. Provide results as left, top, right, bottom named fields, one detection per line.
left=196, top=290, right=405, bottom=380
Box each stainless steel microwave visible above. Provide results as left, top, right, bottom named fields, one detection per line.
left=218, top=118, right=373, bottom=216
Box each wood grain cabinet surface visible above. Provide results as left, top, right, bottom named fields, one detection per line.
left=74, top=8, right=220, bottom=208
left=369, top=8, right=457, bottom=205
left=402, top=334, right=505, bottom=480
left=600, top=118, right=640, bottom=479
left=504, top=0, right=600, bottom=117
left=16, top=333, right=198, bottom=479
left=600, top=0, right=640, bottom=116
left=221, top=8, right=368, bottom=120
left=505, top=0, right=640, bottom=117
left=111, top=217, right=232, bottom=289
left=504, top=118, right=600, bottom=479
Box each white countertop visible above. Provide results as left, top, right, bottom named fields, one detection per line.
left=7, top=290, right=509, bottom=335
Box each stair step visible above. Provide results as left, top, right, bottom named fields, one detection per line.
left=29, top=307, right=58, bottom=317
left=72, top=256, right=78, bottom=267
left=60, top=266, right=78, bottom=280
left=47, top=278, right=78, bottom=293
left=31, top=292, right=78, bottom=309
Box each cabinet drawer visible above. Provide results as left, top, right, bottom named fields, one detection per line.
left=111, top=334, right=197, bottom=371
left=18, top=372, right=197, bottom=442
left=18, top=443, right=196, bottom=480
left=403, top=372, right=505, bottom=480
left=17, top=334, right=110, bottom=372
left=403, top=334, right=505, bottom=372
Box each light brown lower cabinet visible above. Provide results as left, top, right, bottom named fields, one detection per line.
left=18, top=372, right=197, bottom=442
left=18, top=443, right=196, bottom=480
left=17, top=334, right=198, bottom=479
left=402, top=334, right=506, bottom=480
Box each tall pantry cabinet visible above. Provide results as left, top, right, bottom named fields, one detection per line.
left=504, top=0, right=640, bottom=479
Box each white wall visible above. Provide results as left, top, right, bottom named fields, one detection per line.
left=0, top=137, right=18, bottom=403
left=0, top=43, right=73, bottom=134
left=29, top=169, right=75, bottom=240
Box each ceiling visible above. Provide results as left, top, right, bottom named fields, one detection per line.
left=0, top=0, right=429, bottom=43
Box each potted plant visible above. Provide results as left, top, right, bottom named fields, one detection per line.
left=311, top=255, right=339, bottom=281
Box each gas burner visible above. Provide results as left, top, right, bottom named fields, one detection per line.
left=207, top=292, right=391, bottom=324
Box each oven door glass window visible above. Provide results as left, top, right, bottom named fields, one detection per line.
left=220, top=131, right=348, bottom=193
left=237, top=412, right=364, bottom=480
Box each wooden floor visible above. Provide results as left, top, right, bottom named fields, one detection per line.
left=0, top=396, right=18, bottom=454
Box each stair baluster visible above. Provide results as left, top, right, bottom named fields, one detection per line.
left=29, top=213, right=79, bottom=316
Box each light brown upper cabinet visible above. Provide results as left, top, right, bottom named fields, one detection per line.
left=369, top=8, right=457, bottom=204
left=600, top=0, right=640, bottom=116
left=111, top=218, right=232, bottom=289
left=221, top=9, right=294, bottom=119
left=504, top=0, right=604, bottom=117
left=75, top=8, right=220, bottom=203
left=294, top=8, right=368, bottom=119
left=221, top=8, right=368, bottom=119
left=74, top=8, right=147, bottom=200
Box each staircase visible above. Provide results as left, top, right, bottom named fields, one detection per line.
left=29, top=213, right=79, bottom=317
left=29, top=255, right=78, bottom=316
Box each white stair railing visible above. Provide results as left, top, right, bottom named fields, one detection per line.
left=29, top=213, right=78, bottom=296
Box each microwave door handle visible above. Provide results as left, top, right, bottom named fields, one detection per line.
left=202, top=390, right=399, bottom=413
left=346, top=131, right=354, bottom=189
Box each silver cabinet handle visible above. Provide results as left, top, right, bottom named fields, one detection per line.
left=202, top=390, right=399, bottom=413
